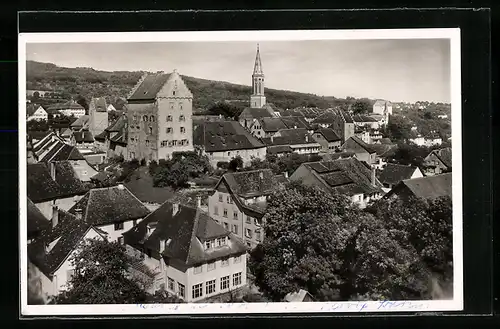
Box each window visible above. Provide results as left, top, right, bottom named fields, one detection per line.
left=150, top=115, right=155, bottom=122
left=245, top=229, right=252, bottom=238
left=206, top=279, right=216, bottom=295
left=146, top=140, right=150, bottom=146
left=221, top=257, right=229, bottom=267
left=179, top=103, right=183, bottom=110
left=143, top=115, right=148, bottom=122
left=167, top=115, right=173, bottom=122
left=168, top=277, right=175, bottom=291
left=233, top=272, right=242, bottom=286
left=192, top=283, right=203, bottom=299
left=219, top=194, right=223, bottom=202
left=170, top=102, right=174, bottom=109
left=227, top=152, right=231, bottom=156
left=232, top=224, right=238, bottom=235
left=149, top=127, right=153, bottom=134
left=207, top=261, right=216, bottom=271
left=118, top=236, right=124, bottom=245
left=234, top=255, right=241, bottom=264
left=254, top=218, right=261, bottom=227
left=233, top=211, right=238, bottom=220
left=223, top=222, right=229, bottom=230
left=223, top=208, right=228, bottom=217
left=256, top=230, right=261, bottom=242
left=220, top=276, right=230, bottom=290
left=194, top=265, right=203, bottom=274
left=246, top=216, right=252, bottom=224
left=178, top=283, right=185, bottom=298
left=216, top=237, right=227, bottom=246
left=172, top=140, right=177, bottom=146
left=114, top=222, right=124, bottom=231
left=214, top=206, right=219, bottom=215
left=180, top=127, right=186, bottom=133
left=205, top=241, right=211, bottom=250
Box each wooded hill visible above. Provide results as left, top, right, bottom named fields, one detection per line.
left=26, top=60, right=356, bottom=111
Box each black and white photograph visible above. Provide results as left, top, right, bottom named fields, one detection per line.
left=19, top=29, right=462, bottom=315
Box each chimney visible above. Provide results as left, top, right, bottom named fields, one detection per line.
left=371, top=167, right=376, bottom=187
left=270, top=135, right=274, bottom=143
left=283, top=171, right=288, bottom=179
left=305, top=135, right=309, bottom=143
left=117, top=184, right=125, bottom=190
left=51, top=205, right=59, bottom=228
left=159, top=238, right=165, bottom=253
left=172, top=203, right=180, bottom=216
left=146, top=222, right=157, bottom=238
left=50, top=162, right=56, bottom=181
left=74, top=208, right=83, bottom=220
left=259, top=172, right=264, bottom=180
left=197, top=196, right=202, bottom=209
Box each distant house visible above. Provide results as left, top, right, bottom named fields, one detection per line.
left=352, top=114, right=380, bottom=130
left=423, top=147, right=452, bottom=176
left=27, top=161, right=89, bottom=218
left=372, top=99, right=392, bottom=126
left=123, top=202, right=248, bottom=301
left=193, top=121, right=267, bottom=167
left=284, top=289, right=315, bottom=302
left=312, top=128, right=342, bottom=153
left=249, top=116, right=311, bottom=138
left=321, top=151, right=356, bottom=162
left=378, top=163, right=424, bottom=192
left=47, top=100, right=86, bottom=118
left=94, top=114, right=128, bottom=159
left=261, top=128, right=321, bottom=155
left=290, top=158, right=384, bottom=208
left=27, top=210, right=107, bottom=302
left=208, top=169, right=288, bottom=249
left=67, top=184, right=150, bottom=243
left=438, top=114, right=448, bottom=119
left=408, top=131, right=443, bottom=147
left=27, top=104, right=48, bottom=121
left=369, top=143, right=398, bottom=170
left=238, top=107, right=275, bottom=129
left=282, top=108, right=318, bottom=123
left=88, top=97, right=109, bottom=139
left=313, top=109, right=355, bottom=144
left=384, top=173, right=452, bottom=202
left=342, top=136, right=378, bottom=166
left=266, top=145, right=294, bottom=157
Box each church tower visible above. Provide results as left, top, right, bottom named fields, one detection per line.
left=250, top=44, right=266, bottom=108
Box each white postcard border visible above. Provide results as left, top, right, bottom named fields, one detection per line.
left=19, top=28, right=463, bottom=316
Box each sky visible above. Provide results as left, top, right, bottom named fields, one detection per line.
left=26, top=39, right=451, bottom=103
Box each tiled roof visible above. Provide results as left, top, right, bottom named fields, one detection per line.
left=128, top=73, right=171, bottom=101
left=91, top=97, right=108, bottom=112
left=73, top=131, right=94, bottom=143
left=259, top=118, right=288, bottom=132
left=238, top=107, right=274, bottom=121
left=106, top=114, right=127, bottom=132
left=123, top=202, right=247, bottom=266
left=429, top=147, right=452, bottom=168
left=300, top=158, right=383, bottom=196
left=48, top=100, right=85, bottom=110
left=27, top=104, right=43, bottom=116
left=222, top=169, right=282, bottom=198
left=28, top=210, right=103, bottom=277
left=44, top=108, right=62, bottom=116
left=27, top=198, right=50, bottom=237
left=39, top=141, right=85, bottom=162
left=315, top=128, right=341, bottom=142
left=267, top=145, right=293, bottom=154
left=312, top=109, right=353, bottom=124
left=281, top=109, right=305, bottom=117
left=60, top=128, right=73, bottom=138
left=400, top=173, right=452, bottom=199
left=374, top=99, right=391, bottom=106
left=345, top=136, right=377, bottom=154
left=352, top=114, right=378, bottom=123
left=70, top=115, right=90, bottom=129
left=261, top=128, right=318, bottom=146
left=94, top=131, right=107, bottom=141
left=28, top=131, right=50, bottom=142
left=378, top=163, right=419, bottom=186
left=280, top=116, right=311, bottom=130
left=379, top=138, right=393, bottom=145
left=193, top=121, right=265, bottom=152
left=68, top=185, right=150, bottom=226
left=321, top=152, right=356, bottom=161
left=27, top=161, right=88, bottom=203
left=124, top=167, right=174, bottom=204
left=369, top=143, right=397, bottom=157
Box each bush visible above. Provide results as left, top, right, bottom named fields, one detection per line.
left=217, top=161, right=229, bottom=169
left=140, top=158, right=146, bottom=166
left=228, top=156, right=244, bottom=172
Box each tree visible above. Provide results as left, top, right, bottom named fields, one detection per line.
left=385, top=114, right=413, bottom=142
left=207, top=102, right=244, bottom=119
left=250, top=182, right=431, bottom=302
left=53, top=239, right=148, bottom=304
left=27, top=119, right=49, bottom=132
left=228, top=156, right=244, bottom=172
left=76, top=95, right=89, bottom=113
left=350, top=100, right=371, bottom=115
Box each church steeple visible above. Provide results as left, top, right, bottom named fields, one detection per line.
left=250, top=43, right=266, bottom=108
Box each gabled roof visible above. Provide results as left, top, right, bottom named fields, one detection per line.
left=280, top=116, right=311, bottom=130
left=395, top=173, right=452, bottom=200
left=68, top=185, right=150, bottom=226
left=123, top=202, right=247, bottom=266
left=261, top=128, right=319, bottom=146
left=297, top=158, right=383, bottom=196
left=90, top=97, right=108, bottom=112
left=28, top=131, right=51, bottom=142
left=281, top=109, right=305, bottom=117
left=352, top=114, right=378, bottom=123
left=259, top=117, right=288, bottom=132
left=27, top=210, right=105, bottom=277
left=222, top=169, right=280, bottom=198
left=128, top=73, right=172, bottom=101
left=124, top=167, right=174, bottom=204
left=27, top=104, right=45, bottom=116
left=313, top=109, right=353, bottom=124
left=373, top=99, right=392, bottom=106
left=70, top=115, right=90, bottom=129
left=193, top=121, right=265, bottom=152
left=427, top=147, right=452, bottom=169
left=344, top=136, right=377, bottom=154
left=39, top=141, right=85, bottom=162
left=239, top=107, right=274, bottom=121
left=315, top=128, right=341, bottom=142
left=27, top=161, right=88, bottom=203
left=94, top=131, right=107, bottom=141
left=27, top=198, right=50, bottom=237
left=378, top=163, right=419, bottom=186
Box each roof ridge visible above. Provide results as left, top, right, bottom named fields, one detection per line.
left=184, top=206, right=201, bottom=264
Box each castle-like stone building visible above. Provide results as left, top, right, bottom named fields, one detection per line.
left=125, top=70, right=194, bottom=162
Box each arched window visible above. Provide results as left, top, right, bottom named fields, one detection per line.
left=149, top=127, right=153, bottom=134
left=150, top=115, right=155, bottom=122
left=143, top=115, right=148, bottom=122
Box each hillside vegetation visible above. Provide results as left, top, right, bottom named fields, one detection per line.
left=26, top=60, right=348, bottom=110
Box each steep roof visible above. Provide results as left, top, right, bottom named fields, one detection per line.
left=70, top=115, right=90, bottom=129
left=281, top=109, right=305, bottom=117
left=378, top=163, right=419, bottom=186
left=280, top=116, right=311, bottom=130
left=398, top=173, right=452, bottom=199
left=259, top=117, right=288, bottom=132
left=27, top=198, right=50, bottom=237
left=222, top=169, right=280, bottom=198
left=68, top=185, right=150, bottom=226
left=352, top=114, right=378, bottom=123
left=239, top=107, right=274, bottom=121
left=27, top=210, right=105, bottom=277
left=39, top=141, right=85, bottom=162
left=123, top=202, right=247, bottom=266
left=27, top=104, right=44, bottom=116
left=315, top=128, right=341, bottom=142
left=28, top=131, right=51, bottom=142
left=298, top=158, right=383, bottom=196
left=91, top=97, right=108, bottom=112
left=369, top=143, right=397, bottom=158
left=124, top=167, right=174, bottom=204
left=313, top=109, right=353, bottom=124
left=429, top=147, right=452, bottom=169
left=261, top=128, right=318, bottom=146
left=106, top=114, right=127, bottom=132
left=344, top=136, right=377, bottom=154
left=374, top=99, right=392, bottom=106
left=128, top=73, right=172, bottom=101
left=27, top=162, right=88, bottom=203
left=193, top=121, right=265, bottom=152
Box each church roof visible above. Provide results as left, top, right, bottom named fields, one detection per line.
left=253, top=44, right=264, bottom=75
left=239, top=107, right=274, bottom=121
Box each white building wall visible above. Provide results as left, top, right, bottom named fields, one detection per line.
left=97, top=218, right=143, bottom=243
left=206, top=147, right=267, bottom=167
